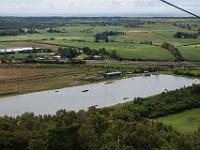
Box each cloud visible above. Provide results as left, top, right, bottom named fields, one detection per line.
left=0, top=0, right=199, bottom=16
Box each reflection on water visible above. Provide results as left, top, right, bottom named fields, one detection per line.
left=0, top=75, right=198, bottom=116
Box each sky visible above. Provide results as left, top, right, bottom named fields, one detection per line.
left=0, top=0, right=199, bottom=16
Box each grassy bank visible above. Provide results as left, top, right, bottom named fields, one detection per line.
left=0, top=63, right=199, bottom=97
left=154, top=108, right=200, bottom=134
left=0, top=64, right=107, bottom=97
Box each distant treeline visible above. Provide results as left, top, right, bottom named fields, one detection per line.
left=0, top=17, right=69, bottom=30
left=0, top=17, right=173, bottom=30
left=172, top=23, right=199, bottom=30
left=0, top=29, right=37, bottom=36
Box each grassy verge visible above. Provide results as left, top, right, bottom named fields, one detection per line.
left=0, top=63, right=149, bottom=97
left=154, top=108, right=200, bottom=134
left=0, top=64, right=107, bottom=97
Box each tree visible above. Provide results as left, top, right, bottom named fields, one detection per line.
left=79, top=125, right=99, bottom=150
left=89, top=112, right=108, bottom=136
left=198, top=28, right=200, bottom=35
left=46, top=123, right=81, bottom=150
left=109, top=50, right=118, bottom=59
left=28, top=139, right=45, bottom=150
left=58, top=48, right=78, bottom=59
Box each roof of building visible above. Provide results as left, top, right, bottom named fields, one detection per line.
left=104, top=72, right=122, bottom=76
left=0, top=47, right=38, bottom=53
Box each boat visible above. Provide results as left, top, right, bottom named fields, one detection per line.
left=123, top=97, right=130, bottom=100
left=104, top=81, right=114, bottom=85
left=81, top=90, right=89, bottom=93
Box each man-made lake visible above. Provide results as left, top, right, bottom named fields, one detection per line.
left=0, top=75, right=199, bottom=116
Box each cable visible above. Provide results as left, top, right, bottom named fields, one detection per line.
left=160, top=0, right=200, bottom=18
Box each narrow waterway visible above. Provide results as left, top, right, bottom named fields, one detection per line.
left=0, top=75, right=199, bottom=116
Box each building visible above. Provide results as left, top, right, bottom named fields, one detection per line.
left=144, top=71, right=151, bottom=76
left=103, top=72, right=122, bottom=78
left=0, top=47, right=38, bottom=54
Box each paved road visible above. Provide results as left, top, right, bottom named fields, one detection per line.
left=86, top=60, right=200, bottom=68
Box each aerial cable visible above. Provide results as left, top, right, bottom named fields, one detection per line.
left=160, top=0, right=200, bottom=19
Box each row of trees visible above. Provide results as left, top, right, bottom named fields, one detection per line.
left=47, top=28, right=62, bottom=33
left=161, top=42, right=184, bottom=61
left=0, top=84, right=200, bottom=150
left=0, top=29, right=37, bottom=36
left=58, top=47, right=120, bottom=60
left=95, top=31, right=124, bottom=42
left=172, top=23, right=197, bottom=30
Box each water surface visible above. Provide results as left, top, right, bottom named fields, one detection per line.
left=0, top=75, right=199, bottom=116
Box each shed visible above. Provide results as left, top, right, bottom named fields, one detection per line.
left=103, top=72, right=122, bottom=78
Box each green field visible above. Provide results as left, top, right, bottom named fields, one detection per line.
left=179, top=44, right=200, bottom=61
left=0, top=18, right=200, bottom=61
left=155, top=108, right=200, bottom=134
left=41, top=40, right=176, bottom=61
left=0, top=43, right=18, bottom=49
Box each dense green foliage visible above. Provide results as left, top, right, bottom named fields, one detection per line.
left=174, top=32, right=198, bottom=39
left=174, top=70, right=200, bottom=78
left=58, top=48, right=79, bottom=59
left=0, top=85, right=200, bottom=150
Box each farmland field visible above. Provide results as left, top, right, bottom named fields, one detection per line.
left=0, top=43, right=19, bottom=49
left=0, top=64, right=107, bottom=96
left=179, top=44, right=200, bottom=61
left=154, top=108, right=200, bottom=134
left=41, top=40, right=175, bottom=60
left=0, top=18, right=200, bottom=61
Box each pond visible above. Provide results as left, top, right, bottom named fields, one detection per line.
left=0, top=75, right=199, bottom=116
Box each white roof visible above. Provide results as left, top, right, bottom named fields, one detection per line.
left=0, top=47, right=35, bottom=53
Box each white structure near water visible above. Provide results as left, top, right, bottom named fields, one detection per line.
left=0, top=47, right=35, bottom=54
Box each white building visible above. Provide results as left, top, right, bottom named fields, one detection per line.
left=0, top=47, right=36, bottom=54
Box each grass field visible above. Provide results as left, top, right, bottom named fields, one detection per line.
left=41, top=40, right=176, bottom=61
left=0, top=19, right=200, bottom=61
left=0, top=43, right=19, bottom=49
left=179, top=45, right=200, bottom=61
left=0, top=64, right=107, bottom=97
left=154, top=108, right=200, bottom=134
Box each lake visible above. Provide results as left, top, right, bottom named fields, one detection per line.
left=0, top=75, right=199, bottom=116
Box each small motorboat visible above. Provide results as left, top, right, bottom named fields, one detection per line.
left=123, top=97, right=130, bottom=100
left=104, top=81, right=114, bottom=85
left=81, top=90, right=89, bottom=93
